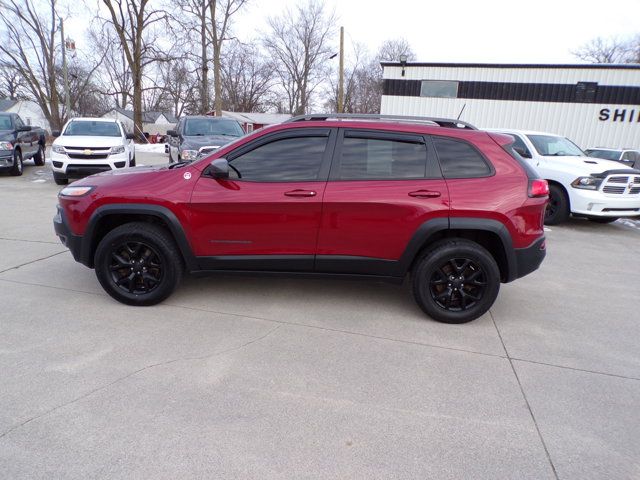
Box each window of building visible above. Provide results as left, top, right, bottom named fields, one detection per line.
left=432, top=136, right=492, bottom=178
left=336, top=136, right=427, bottom=180
left=229, top=136, right=328, bottom=182
left=420, top=80, right=459, bottom=98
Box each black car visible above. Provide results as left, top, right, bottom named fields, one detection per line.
left=166, top=116, right=244, bottom=163
left=0, top=113, right=46, bottom=176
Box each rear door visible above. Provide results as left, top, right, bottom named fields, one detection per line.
left=189, top=128, right=335, bottom=271
left=316, top=129, right=449, bottom=275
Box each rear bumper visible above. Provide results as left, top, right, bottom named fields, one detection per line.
left=511, top=236, right=546, bottom=281
left=53, top=205, right=89, bottom=266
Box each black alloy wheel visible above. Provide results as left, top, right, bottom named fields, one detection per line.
left=109, top=241, right=163, bottom=295
left=412, top=239, right=500, bottom=324
left=429, top=258, right=486, bottom=312
left=544, top=184, right=569, bottom=225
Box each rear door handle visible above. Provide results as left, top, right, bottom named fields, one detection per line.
left=284, top=189, right=317, bottom=197
left=408, top=190, right=441, bottom=198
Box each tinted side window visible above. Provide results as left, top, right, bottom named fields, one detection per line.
left=229, top=136, right=328, bottom=182
left=432, top=137, right=492, bottom=178
left=337, top=137, right=426, bottom=180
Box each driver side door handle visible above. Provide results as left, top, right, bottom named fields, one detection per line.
left=408, top=190, right=441, bottom=198
left=284, top=189, right=317, bottom=198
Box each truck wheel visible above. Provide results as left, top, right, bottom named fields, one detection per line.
left=9, top=150, right=23, bottom=176
left=94, top=222, right=183, bottom=306
left=33, top=144, right=45, bottom=166
left=130, top=155, right=136, bottom=167
left=544, top=184, right=570, bottom=225
left=412, top=239, right=500, bottom=324
left=53, top=172, right=68, bottom=185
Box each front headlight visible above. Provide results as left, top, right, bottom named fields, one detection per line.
left=181, top=149, right=198, bottom=161
left=0, top=141, right=14, bottom=150
left=59, top=186, right=95, bottom=197
left=52, top=144, right=66, bottom=154
left=110, top=145, right=125, bottom=155
left=571, top=176, right=603, bottom=190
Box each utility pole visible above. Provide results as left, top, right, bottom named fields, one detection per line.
left=337, top=26, right=344, bottom=113
left=60, top=17, right=71, bottom=118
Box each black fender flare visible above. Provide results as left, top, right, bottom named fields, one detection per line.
left=81, top=204, right=198, bottom=271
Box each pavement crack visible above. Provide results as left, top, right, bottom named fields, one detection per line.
left=0, top=325, right=280, bottom=441
left=491, top=310, right=560, bottom=480
left=509, top=357, right=640, bottom=382
left=0, top=250, right=68, bottom=274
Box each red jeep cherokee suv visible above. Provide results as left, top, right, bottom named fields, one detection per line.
left=54, top=114, right=548, bottom=323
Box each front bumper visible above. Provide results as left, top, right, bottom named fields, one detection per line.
left=569, top=188, right=640, bottom=217
left=53, top=205, right=87, bottom=266
left=51, top=151, right=129, bottom=177
left=0, top=151, right=14, bottom=170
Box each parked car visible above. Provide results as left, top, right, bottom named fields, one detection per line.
left=488, top=129, right=640, bottom=225
left=166, top=116, right=244, bottom=163
left=585, top=147, right=640, bottom=169
left=0, top=112, right=46, bottom=176
left=50, top=117, right=135, bottom=186
left=54, top=114, right=549, bottom=324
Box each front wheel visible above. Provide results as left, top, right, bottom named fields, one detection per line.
left=130, top=155, right=136, bottom=167
left=544, top=184, right=570, bottom=225
left=412, top=239, right=500, bottom=324
left=10, top=150, right=23, bottom=176
left=94, top=222, right=183, bottom=306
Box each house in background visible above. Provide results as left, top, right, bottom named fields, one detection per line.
left=211, top=111, right=291, bottom=132
left=0, top=98, right=51, bottom=132
left=101, top=107, right=178, bottom=135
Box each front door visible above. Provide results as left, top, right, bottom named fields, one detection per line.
left=189, top=128, right=335, bottom=271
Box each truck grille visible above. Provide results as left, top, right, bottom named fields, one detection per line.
left=64, top=146, right=111, bottom=160
left=601, top=175, right=640, bottom=195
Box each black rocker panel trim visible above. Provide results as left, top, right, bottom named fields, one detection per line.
left=196, top=255, right=314, bottom=272
left=83, top=204, right=198, bottom=271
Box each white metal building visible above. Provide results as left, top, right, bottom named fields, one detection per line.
left=380, top=62, right=640, bottom=149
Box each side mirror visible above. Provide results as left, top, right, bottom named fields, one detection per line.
left=125, top=133, right=135, bottom=140
left=167, top=129, right=178, bottom=137
left=209, top=158, right=229, bottom=179
left=17, top=125, right=32, bottom=132
left=51, top=130, right=61, bottom=137
left=514, top=146, right=532, bottom=159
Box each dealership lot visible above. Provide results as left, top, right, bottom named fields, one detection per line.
left=1, top=153, right=640, bottom=479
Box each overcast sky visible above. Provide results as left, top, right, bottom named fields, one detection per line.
left=67, top=0, right=639, bottom=63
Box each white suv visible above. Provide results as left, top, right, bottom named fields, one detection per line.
left=51, top=118, right=135, bottom=185
left=489, top=129, right=640, bottom=224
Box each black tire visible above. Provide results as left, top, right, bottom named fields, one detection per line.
left=412, top=239, right=501, bottom=324
left=33, top=144, right=45, bottom=166
left=94, top=222, right=183, bottom=306
left=130, top=155, right=136, bottom=167
left=587, top=216, right=618, bottom=224
left=544, top=184, right=570, bottom=225
left=9, top=149, right=23, bottom=176
left=168, top=149, right=174, bottom=164
left=53, top=172, right=68, bottom=185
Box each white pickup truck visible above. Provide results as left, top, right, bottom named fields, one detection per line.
left=489, top=129, right=640, bottom=224
left=50, top=117, right=135, bottom=185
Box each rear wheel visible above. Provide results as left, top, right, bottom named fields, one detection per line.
left=94, top=222, right=183, bottom=306
left=544, top=184, right=570, bottom=225
left=53, top=172, right=68, bottom=185
left=412, top=239, right=500, bottom=324
left=33, top=144, right=45, bottom=166
left=9, top=150, right=23, bottom=176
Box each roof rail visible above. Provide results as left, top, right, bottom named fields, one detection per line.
left=284, top=113, right=478, bottom=130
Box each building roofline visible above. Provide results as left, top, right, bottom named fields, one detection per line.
left=380, top=62, right=640, bottom=70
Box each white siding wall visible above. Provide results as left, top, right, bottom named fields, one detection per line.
left=7, top=101, right=51, bottom=132
left=381, top=66, right=640, bottom=149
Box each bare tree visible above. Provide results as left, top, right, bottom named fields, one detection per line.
left=220, top=41, right=274, bottom=112
left=572, top=36, right=636, bottom=63
left=264, top=0, right=335, bottom=115
left=209, top=0, right=249, bottom=116
left=101, top=0, right=170, bottom=137
left=0, top=0, right=65, bottom=129
left=0, top=65, right=28, bottom=99
left=376, top=38, right=416, bottom=63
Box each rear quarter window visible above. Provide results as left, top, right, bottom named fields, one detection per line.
left=432, top=136, right=492, bottom=178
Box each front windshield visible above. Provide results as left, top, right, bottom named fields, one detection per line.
left=64, top=121, right=121, bottom=137
left=585, top=149, right=621, bottom=161
left=527, top=134, right=585, bottom=157
left=184, top=118, right=244, bottom=137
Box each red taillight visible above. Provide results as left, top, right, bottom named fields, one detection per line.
left=528, top=179, right=549, bottom=198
